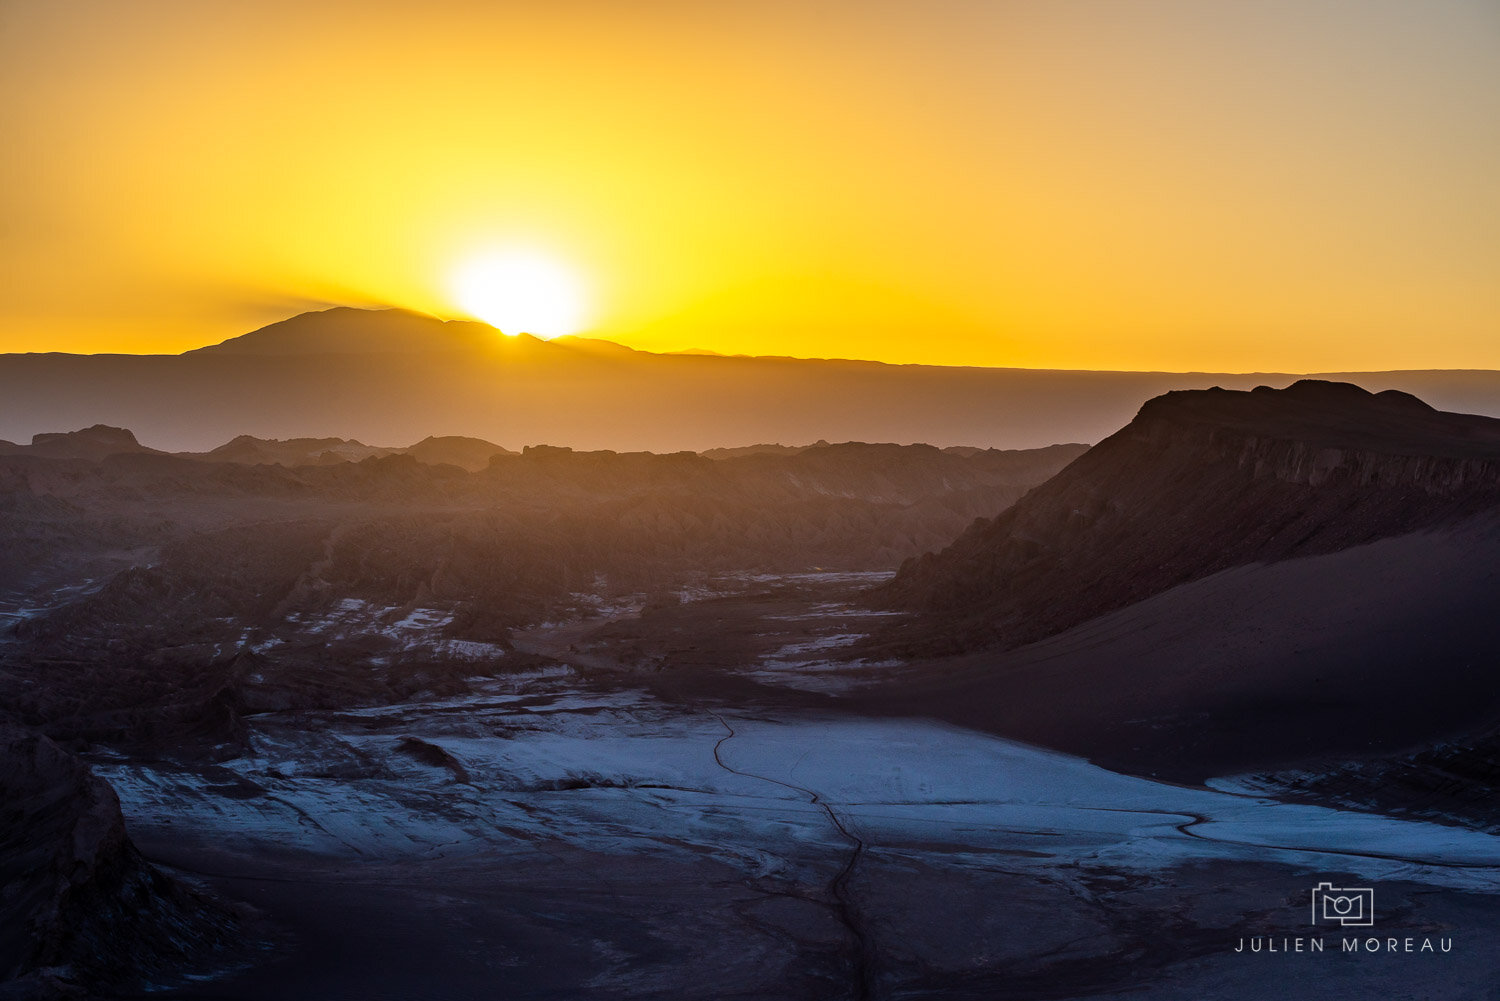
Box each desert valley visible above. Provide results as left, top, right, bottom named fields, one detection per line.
left=4, top=312, right=1500, bottom=1000
left=6, top=2, right=1497, bottom=997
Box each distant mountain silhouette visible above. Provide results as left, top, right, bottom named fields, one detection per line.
left=6, top=424, right=162, bottom=461
left=401, top=435, right=519, bottom=470
left=185, top=307, right=502, bottom=356
left=6, top=307, right=1500, bottom=452
left=0, top=424, right=519, bottom=471
left=699, top=440, right=831, bottom=460
left=199, top=433, right=398, bottom=466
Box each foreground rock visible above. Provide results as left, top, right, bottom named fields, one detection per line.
left=0, top=726, right=239, bottom=998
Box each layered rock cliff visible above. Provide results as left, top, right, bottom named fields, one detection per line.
left=883, top=380, right=1500, bottom=654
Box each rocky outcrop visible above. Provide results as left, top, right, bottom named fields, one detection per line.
left=0, top=727, right=237, bottom=996
left=196, top=434, right=400, bottom=467
left=402, top=435, right=516, bottom=471
left=16, top=426, right=156, bottom=462
left=4, top=426, right=519, bottom=472
left=883, top=381, right=1500, bottom=654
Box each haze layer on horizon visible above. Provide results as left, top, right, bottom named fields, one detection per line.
left=3, top=0, right=1496, bottom=372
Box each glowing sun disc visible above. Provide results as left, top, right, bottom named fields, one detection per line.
left=452, top=252, right=586, bottom=338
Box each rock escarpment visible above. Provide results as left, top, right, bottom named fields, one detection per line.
left=884, top=380, right=1500, bottom=654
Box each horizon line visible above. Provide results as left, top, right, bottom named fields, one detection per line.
left=4, top=304, right=1498, bottom=379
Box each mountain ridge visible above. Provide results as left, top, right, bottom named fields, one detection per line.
left=8, top=307, right=1500, bottom=453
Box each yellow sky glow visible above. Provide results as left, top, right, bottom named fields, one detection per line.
left=1, top=1, right=1496, bottom=371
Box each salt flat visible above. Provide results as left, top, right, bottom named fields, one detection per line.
left=84, top=577, right=1500, bottom=999
left=100, top=681, right=1500, bottom=891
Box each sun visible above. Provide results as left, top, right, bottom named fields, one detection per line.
left=451, top=251, right=587, bottom=338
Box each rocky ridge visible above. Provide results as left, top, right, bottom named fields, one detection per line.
left=883, top=380, right=1500, bottom=654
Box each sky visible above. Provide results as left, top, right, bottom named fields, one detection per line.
left=1, top=0, right=1496, bottom=371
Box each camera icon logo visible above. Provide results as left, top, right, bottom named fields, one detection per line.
left=1310, top=882, right=1374, bottom=927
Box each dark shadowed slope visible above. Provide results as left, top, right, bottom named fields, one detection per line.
left=7, top=307, right=1500, bottom=452
left=876, top=516, right=1500, bottom=781
left=0, top=727, right=238, bottom=995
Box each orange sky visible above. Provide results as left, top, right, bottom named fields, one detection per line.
left=2, top=0, right=1496, bottom=371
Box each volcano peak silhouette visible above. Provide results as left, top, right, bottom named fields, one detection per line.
left=188, top=306, right=532, bottom=356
